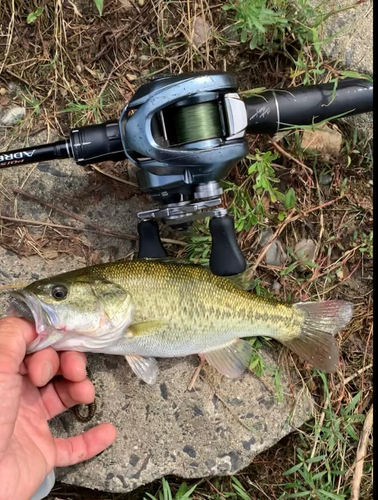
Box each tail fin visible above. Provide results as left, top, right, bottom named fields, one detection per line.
left=282, top=300, right=354, bottom=373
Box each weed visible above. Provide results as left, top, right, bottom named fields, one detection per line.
left=19, top=88, right=42, bottom=116
left=230, top=476, right=253, bottom=500
left=94, top=0, right=104, bottom=16
left=184, top=219, right=212, bottom=266
left=224, top=0, right=367, bottom=85
left=144, top=478, right=199, bottom=500
left=356, top=231, right=373, bottom=259
left=27, top=6, right=44, bottom=24
left=279, top=372, right=370, bottom=499
left=59, top=95, right=107, bottom=127
left=223, top=0, right=288, bottom=52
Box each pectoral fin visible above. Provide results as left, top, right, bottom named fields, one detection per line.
left=204, top=339, right=253, bottom=378
left=126, top=320, right=166, bottom=338
left=125, top=355, right=158, bottom=384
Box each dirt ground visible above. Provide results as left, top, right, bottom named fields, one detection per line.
left=0, top=1, right=373, bottom=499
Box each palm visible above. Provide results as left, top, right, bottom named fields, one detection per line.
left=1, top=378, right=56, bottom=500
left=0, top=317, right=117, bottom=500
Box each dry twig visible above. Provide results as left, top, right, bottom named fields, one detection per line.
left=351, top=404, right=373, bottom=500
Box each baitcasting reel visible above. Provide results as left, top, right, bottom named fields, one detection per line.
left=0, top=72, right=373, bottom=276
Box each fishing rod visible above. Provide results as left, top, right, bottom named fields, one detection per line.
left=0, top=72, right=373, bottom=276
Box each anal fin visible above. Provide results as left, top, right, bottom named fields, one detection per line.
left=204, top=339, right=253, bottom=379
left=125, top=355, right=158, bottom=384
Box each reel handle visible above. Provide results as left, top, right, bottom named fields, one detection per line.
left=137, top=217, right=246, bottom=277
left=209, top=215, right=246, bottom=276
left=137, top=220, right=167, bottom=258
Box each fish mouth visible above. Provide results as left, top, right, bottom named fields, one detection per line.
left=8, top=290, right=64, bottom=353
left=8, top=290, right=48, bottom=334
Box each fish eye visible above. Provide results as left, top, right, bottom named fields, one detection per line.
left=51, top=285, right=68, bottom=300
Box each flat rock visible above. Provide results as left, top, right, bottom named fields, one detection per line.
left=309, top=0, right=373, bottom=135
left=1, top=105, right=26, bottom=125
left=1, top=134, right=313, bottom=494
left=52, top=352, right=312, bottom=493
left=301, top=124, right=343, bottom=159
left=312, top=0, right=373, bottom=76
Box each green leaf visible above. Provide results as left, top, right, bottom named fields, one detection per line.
left=175, top=481, right=198, bottom=499
left=345, top=424, right=359, bottom=441
left=278, top=212, right=286, bottom=222
left=281, top=492, right=313, bottom=498
left=284, top=187, right=297, bottom=209
left=27, top=12, right=37, bottom=23
left=94, top=0, right=104, bottom=16
left=231, top=477, right=251, bottom=500
left=283, top=462, right=304, bottom=475
left=340, top=70, right=373, bottom=82
left=317, top=490, right=346, bottom=500
left=27, top=6, right=44, bottom=23
left=301, top=260, right=320, bottom=268
left=306, top=455, right=326, bottom=464
left=280, top=261, right=298, bottom=276
left=344, top=391, right=362, bottom=414
left=162, top=478, right=173, bottom=500
left=312, top=471, right=328, bottom=481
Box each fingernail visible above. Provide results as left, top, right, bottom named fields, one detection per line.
left=42, top=361, right=53, bottom=384
left=75, top=353, right=87, bottom=372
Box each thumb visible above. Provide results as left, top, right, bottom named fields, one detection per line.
left=0, top=317, right=37, bottom=374
left=0, top=317, right=37, bottom=459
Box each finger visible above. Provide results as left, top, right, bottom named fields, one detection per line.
left=58, top=351, right=87, bottom=382
left=0, top=317, right=37, bottom=457
left=55, top=423, right=117, bottom=467
left=40, top=378, right=95, bottom=420
left=0, top=317, right=36, bottom=374
left=24, top=348, right=60, bottom=387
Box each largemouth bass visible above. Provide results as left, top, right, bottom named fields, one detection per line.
left=8, top=259, right=353, bottom=383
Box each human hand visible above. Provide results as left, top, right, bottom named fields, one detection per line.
left=0, top=317, right=117, bottom=500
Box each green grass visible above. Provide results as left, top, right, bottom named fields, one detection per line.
left=278, top=373, right=369, bottom=499
left=223, top=0, right=369, bottom=85
left=144, top=478, right=200, bottom=500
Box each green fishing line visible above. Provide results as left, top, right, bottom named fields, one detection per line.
left=165, top=102, right=222, bottom=145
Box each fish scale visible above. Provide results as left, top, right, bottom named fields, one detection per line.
left=86, top=260, right=300, bottom=350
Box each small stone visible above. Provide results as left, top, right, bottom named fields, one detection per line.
left=43, top=250, right=59, bottom=260
left=119, top=0, right=133, bottom=8
left=0, top=88, right=7, bottom=95
left=137, top=0, right=145, bottom=6
left=301, top=124, right=343, bottom=159
left=336, top=267, right=344, bottom=280
left=259, top=229, right=287, bottom=267
left=294, top=239, right=316, bottom=263
left=193, top=17, right=210, bottom=47
left=1, top=106, right=26, bottom=126
left=319, top=172, right=333, bottom=186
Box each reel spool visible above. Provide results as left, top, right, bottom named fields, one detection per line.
left=158, top=97, right=224, bottom=147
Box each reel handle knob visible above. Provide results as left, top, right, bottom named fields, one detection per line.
left=209, top=215, right=246, bottom=276
left=137, top=220, right=167, bottom=258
